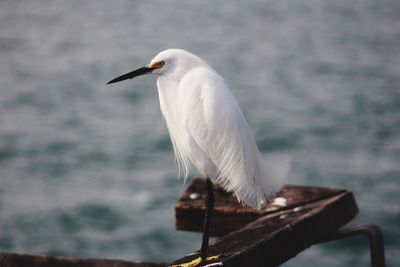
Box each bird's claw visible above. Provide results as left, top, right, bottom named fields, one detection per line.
left=169, top=255, right=221, bottom=267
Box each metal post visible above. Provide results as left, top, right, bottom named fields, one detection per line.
left=317, top=224, right=386, bottom=267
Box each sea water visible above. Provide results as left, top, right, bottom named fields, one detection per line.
left=0, top=1, right=399, bottom=266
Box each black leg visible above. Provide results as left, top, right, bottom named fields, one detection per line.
left=200, top=178, right=215, bottom=260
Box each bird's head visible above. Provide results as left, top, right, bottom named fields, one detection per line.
left=107, top=49, right=207, bottom=84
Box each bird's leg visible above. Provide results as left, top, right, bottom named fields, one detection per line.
left=169, top=178, right=220, bottom=267
left=200, top=177, right=215, bottom=260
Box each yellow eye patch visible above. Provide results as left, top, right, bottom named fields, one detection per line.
left=150, top=61, right=165, bottom=69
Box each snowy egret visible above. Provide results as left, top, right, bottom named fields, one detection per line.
left=107, top=49, right=288, bottom=264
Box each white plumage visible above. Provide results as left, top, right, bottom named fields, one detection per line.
left=151, top=49, right=288, bottom=209
left=108, top=48, right=289, bottom=210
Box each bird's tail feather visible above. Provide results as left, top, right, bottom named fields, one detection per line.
left=235, top=153, right=290, bottom=210
left=214, top=133, right=290, bottom=210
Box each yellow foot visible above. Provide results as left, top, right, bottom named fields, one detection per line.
left=170, top=255, right=221, bottom=267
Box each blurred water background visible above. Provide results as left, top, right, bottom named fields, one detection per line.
left=0, top=1, right=399, bottom=266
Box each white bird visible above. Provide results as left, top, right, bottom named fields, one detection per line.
left=107, top=49, right=288, bottom=265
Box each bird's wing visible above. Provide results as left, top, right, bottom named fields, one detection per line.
left=180, top=68, right=281, bottom=209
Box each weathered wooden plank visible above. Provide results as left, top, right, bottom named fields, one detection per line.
left=0, top=252, right=165, bottom=267
left=175, top=177, right=347, bottom=236
left=170, top=178, right=358, bottom=266
left=1, top=178, right=358, bottom=267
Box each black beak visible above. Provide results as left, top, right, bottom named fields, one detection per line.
left=107, top=66, right=153, bottom=84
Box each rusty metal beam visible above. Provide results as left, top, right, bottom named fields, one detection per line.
left=317, top=224, right=386, bottom=267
